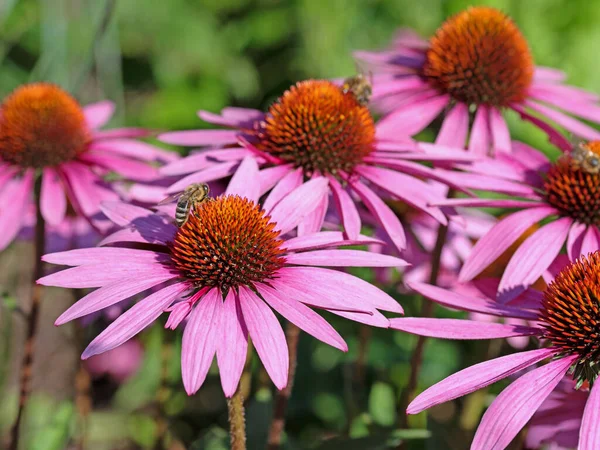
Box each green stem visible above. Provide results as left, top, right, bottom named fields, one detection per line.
left=227, top=385, right=247, bottom=450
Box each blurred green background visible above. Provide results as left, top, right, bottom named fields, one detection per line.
left=0, top=0, right=598, bottom=449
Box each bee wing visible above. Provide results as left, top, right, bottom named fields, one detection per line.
left=156, top=192, right=183, bottom=206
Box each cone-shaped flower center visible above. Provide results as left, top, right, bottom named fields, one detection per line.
left=540, top=252, right=600, bottom=386
left=170, top=195, right=286, bottom=291
left=0, top=83, right=90, bottom=168
left=423, top=7, right=534, bottom=107
left=255, top=80, right=376, bottom=177
left=545, top=143, right=600, bottom=226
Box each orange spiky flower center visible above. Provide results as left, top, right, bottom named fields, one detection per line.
left=544, top=143, right=600, bottom=226
left=540, top=252, right=600, bottom=386
left=254, top=80, right=376, bottom=178
left=170, top=195, right=286, bottom=292
left=0, top=83, right=90, bottom=168
left=423, top=7, right=534, bottom=107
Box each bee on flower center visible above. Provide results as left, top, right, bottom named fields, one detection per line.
left=342, top=73, right=372, bottom=106
left=159, top=183, right=211, bottom=228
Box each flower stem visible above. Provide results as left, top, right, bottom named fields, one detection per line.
left=9, top=177, right=45, bottom=450
left=227, top=385, right=247, bottom=450
left=267, top=323, right=300, bottom=450
left=398, top=217, right=450, bottom=427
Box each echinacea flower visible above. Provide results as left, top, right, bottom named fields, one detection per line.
left=158, top=79, right=474, bottom=251
left=392, top=251, right=600, bottom=450
left=0, top=82, right=176, bottom=249
left=355, top=6, right=600, bottom=154
left=434, top=139, right=600, bottom=302
left=38, top=161, right=406, bottom=396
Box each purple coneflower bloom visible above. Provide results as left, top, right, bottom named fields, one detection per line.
left=355, top=7, right=600, bottom=154
left=433, top=138, right=600, bottom=302
left=158, top=79, right=473, bottom=251
left=392, top=251, right=600, bottom=450
left=0, top=82, right=176, bottom=248
left=38, top=159, right=406, bottom=396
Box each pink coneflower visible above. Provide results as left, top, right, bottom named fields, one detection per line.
left=355, top=7, right=600, bottom=153
left=0, top=82, right=175, bottom=248
left=38, top=162, right=406, bottom=396
left=158, top=79, right=474, bottom=251
left=433, top=139, right=600, bottom=302
left=392, top=251, right=600, bottom=450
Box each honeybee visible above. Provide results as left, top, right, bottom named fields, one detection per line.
left=570, top=139, right=600, bottom=174
left=158, top=183, right=210, bottom=227
left=342, top=72, right=372, bottom=106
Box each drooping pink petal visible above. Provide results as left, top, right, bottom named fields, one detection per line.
left=407, top=282, right=538, bottom=320
left=92, top=128, right=150, bottom=141
left=60, top=162, right=118, bottom=217
left=90, top=139, right=178, bottom=163
left=371, top=76, right=429, bottom=100
left=282, top=232, right=383, bottom=252
left=435, top=103, right=469, bottom=148
left=158, top=129, right=239, bottom=146
left=286, top=249, right=407, bottom=267
left=376, top=94, right=450, bottom=138
left=238, top=285, right=288, bottom=390
left=408, top=348, right=557, bottom=414
left=580, top=225, right=600, bottom=258
left=257, top=283, right=347, bottom=351
left=225, top=156, right=260, bottom=202
left=80, top=152, right=159, bottom=181
left=298, top=188, right=329, bottom=235
left=262, top=167, right=303, bottom=213
left=55, top=273, right=177, bottom=325
left=350, top=180, right=406, bottom=251
left=579, top=379, right=600, bottom=450
left=328, top=176, right=361, bottom=240
left=435, top=170, right=538, bottom=197
left=181, top=289, right=223, bottom=395
left=329, top=308, right=389, bottom=327
left=468, top=105, right=491, bottom=155
left=167, top=161, right=239, bottom=193
left=533, top=67, right=566, bottom=83
left=510, top=103, right=571, bottom=152
left=40, top=167, right=67, bottom=226
left=98, top=216, right=176, bottom=247
left=159, top=149, right=244, bottom=176
left=459, top=206, right=558, bottom=282
left=498, top=217, right=573, bottom=303
left=38, top=261, right=175, bottom=288
left=269, top=177, right=329, bottom=235
left=258, top=164, right=294, bottom=196
left=279, top=266, right=403, bottom=313
left=471, top=356, right=576, bottom=450
left=42, top=247, right=169, bottom=266
left=567, top=221, right=587, bottom=261
left=99, top=201, right=154, bottom=226
left=525, top=100, right=600, bottom=140
left=489, top=107, right=511, bottom=153
left=0, top=171, right=33, bottom=251
left=389, top=318, right=540, bottom=339
left=82, top=282, right=189, bottom=359
left=510, top=141, right=552, bottom=170
left=83, top=101, right=115, bottom=130
left=216, top=291, right=248, bottom=397
left=431, top=198, right=543, bottom=209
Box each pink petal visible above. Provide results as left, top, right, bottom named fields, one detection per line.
left=98, top=216, right=176, bottom=247
left=459, top=207, right=558, bottom=282
left=60, top=162, right=118, bottom=217
left=567, top=221, right=587, bottom=261
left=435, top=170, right=537, bottom=197
left=92, top=128, right=150, bottom=140
left=431, top=198, right=543, bottom=209
left=41, top=168, right=67, bottom=225
left=329, top=308, right=389, bottom=327
left=257, top=283, right=347, bottom=351
left=286, top=249, right=407, bottom=267
left=158, top=129, right=239, bottom=146
left=376, top=94, right=450, bottom=138
left=529, top=86, right=600, bottom=123
left=534, top=67, right=566, bottom=83
left=262, top=167, right=303, bottom=213
left=282, top=232, right=383, bottom=252
left=80, top=152, right=159, bottom=181
left=217, top=291, right=248, bottom=397
left=0, top=172, right=33, bottom=251
left=42, top=247, right=169, bottom=266
left=579, top=379, right=600, bottom=450
left=580, top=225, right=600, bottom=258
left=389, top=318, right=540, bottom=339
left=408, top=348, right=557, bottom=414
left=498, top=217, right=573, bottom=303
left=510, top=103, right=571, bottom=152
left=279, top=266, right=403, bottom=314
left=269, top=177, right=329, bottom=235
left=99, top=201, right=154, bottom=226
left=471, top=356, right=576, bottom=450
left=167, top=161, right=239, bottom=193
left=258, top=165, right=294, bottom=196
left=55, top=273, right=177, bottom=324
left=297, top=188, right=328, bottom=235
left=90, top=139, right=179, bottom=163
left=82, top=282, right=188, bottom=359
left=350, top=180, right=406, bottom=251
left=225, top=156, right=260, bottom=202
left=435, top=103, right=469, bottom=148
left=182, top=289, right=222, bottom=395
left=160, top=148, right=245, bottom=176
left=525, top=100, right=600, bottom=140
left=489, top=107, right=511, bottom=153
left=83, top=101, right=115, bottom=130
left=238, top=285, right=289, bottom=390
left=468, top=105, right=491, bottom=155
left=407, top=282, right=538, bottom=320
left=510, top=141, right=551, bottom=170
left=38, top=261, right=175, bottom=288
